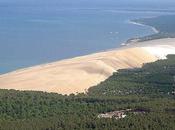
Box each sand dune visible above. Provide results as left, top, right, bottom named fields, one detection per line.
left=0, top=38, right=175, bottom=94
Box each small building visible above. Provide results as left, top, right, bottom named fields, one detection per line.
left=113, top=111, right=127, bottom=119
left=98, top=109, right=131, bottom=120
left=98, top=108, right=149, bottom=120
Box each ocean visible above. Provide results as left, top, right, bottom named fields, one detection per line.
left=0, top=2, right=174, bottom=74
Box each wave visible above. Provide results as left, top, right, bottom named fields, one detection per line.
left=127, top=20, right=159, bottom=33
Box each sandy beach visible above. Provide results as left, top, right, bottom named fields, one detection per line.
left=0, top=38, right=175, bottom=94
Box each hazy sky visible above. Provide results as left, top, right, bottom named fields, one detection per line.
left=0, top=0, right=175, bottom=9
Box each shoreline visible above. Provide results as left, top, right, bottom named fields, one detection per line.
left=127, top=20, right=159, bottom=34
left=97, top=18, right=161, bottom=48
left=124, top=19, right=160, bottom=44
left=0, top=15, right=175, bottom=95
left=0, top=17, right=160, bottom=75
left=0, top=38, right=175, bottom=94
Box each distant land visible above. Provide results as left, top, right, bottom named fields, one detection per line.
left=127, top=15, right=175, bottom=42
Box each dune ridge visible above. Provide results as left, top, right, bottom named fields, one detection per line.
left=0, top=38, right=175, bottom=94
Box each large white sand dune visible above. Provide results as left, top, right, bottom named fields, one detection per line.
left=0, top=38, right=175, bottom=94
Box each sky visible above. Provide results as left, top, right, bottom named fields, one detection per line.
left=0, top=0, right=175, bottom=9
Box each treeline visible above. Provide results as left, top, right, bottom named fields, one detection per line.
left=130, top=15, right=175, bottom=42
left=88, top=55, right=175, bottom=96
left=0, top=55, right=175, bottom=130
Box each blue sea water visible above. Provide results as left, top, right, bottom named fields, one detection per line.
left=0, top=1, right=174, bottom=74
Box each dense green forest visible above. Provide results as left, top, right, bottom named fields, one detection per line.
left=0, top=55, right=175, bottom=130
left=128, top=15, right=175, bottom=42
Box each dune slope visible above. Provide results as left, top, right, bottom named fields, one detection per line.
left=0, top=38, right=175, bottom=94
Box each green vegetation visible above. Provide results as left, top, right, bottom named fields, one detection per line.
left=128, top=15, right=175, bottom=42
left=88, top=55, right=175, bottom=96
left=0, top=55, right=175, bottom=130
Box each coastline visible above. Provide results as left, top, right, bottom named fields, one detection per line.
left=0, top=16, right=162, bottom=74
left=0, top=38, right=175, bottom=94
left=128, top=20, right=159, bottom=34
left=1, top=17, right=158, bottom=76
left=124, top=19, right=160, bottom=45
left=1, top=15, right=175, bottom=95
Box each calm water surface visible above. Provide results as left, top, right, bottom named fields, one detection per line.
left=0, top=5, right=173, bottom=73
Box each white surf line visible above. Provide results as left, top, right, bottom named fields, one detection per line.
left=127, top=20, right=159, bottom=34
